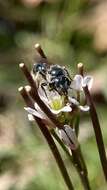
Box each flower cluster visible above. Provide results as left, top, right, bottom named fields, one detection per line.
left=19, top=44, right=107, bottom=186
left=25, top=74, right=93, bottom=120
left=24, top=60, right=93, bottom=150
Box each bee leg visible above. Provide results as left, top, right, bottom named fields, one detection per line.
left=48, top=82, right=54, bottom=91
left=53, top=86, right=62, bottom=96
left=41, top=82, right=49, bottom=99
left=63, top=68, right=72, bottom=81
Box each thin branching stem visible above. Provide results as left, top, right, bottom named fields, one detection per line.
left=19, top=87, right=74, bottom=190
left=78, top=63, right=107, bottom=181
left=71, top=135, right=91, bottom=189
left=37, top=121, right=74, bottom=190
left=74, top=114, right=80, bottom=137
left=72, top=81, right=91, bottom=189
left=72, top=150, right=91, bottom=190
left=77, top=146, right=87, bottom=175
left=52, top=128, right=91, bottom=190
left=84, top=86, right=107, bottom=181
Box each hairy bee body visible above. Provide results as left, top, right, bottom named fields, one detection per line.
left=32, top=63, right=71, bottom=95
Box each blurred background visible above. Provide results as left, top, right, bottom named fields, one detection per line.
left=0, top=0, right=107, bottom=189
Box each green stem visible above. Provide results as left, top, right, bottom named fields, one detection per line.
left=75, top=114, right=80, bottom=137
left=74, top=115, right=87, bottom=174
left=72, top=107, right=91, bottom=189
left=77, top=146, right=87, bottom=175
left=72, top=152, right=90, bottom=190
left=72, top=148, right=91, bottom=190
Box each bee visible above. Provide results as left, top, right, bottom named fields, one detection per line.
left=33, top=62, right=47, bottom=79
left=32, top=63, right=72, bottom=96
left=46, top=65, right=71, bottom=95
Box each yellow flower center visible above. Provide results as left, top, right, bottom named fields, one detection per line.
left=50, top=96, right=64, bottom=110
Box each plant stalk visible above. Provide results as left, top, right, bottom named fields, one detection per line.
left=51, top=129, right=91, bottom=190
left=19, top=87, right=74, bottom=190
left=72, top=147, right=91, bottom=190
left=51, top=129, right=73, bottom=162
left=78, top=62, right=107, bottom=181
left=84, top=86, right=107, bottom=181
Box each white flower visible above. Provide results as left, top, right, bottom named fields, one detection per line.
left=24, top=104, right=47, bottom=120
left=50, top=105, right=72, bottom=114
left=25, top=103, right=72, bottom=121
left=58, top=125, right=78, bottom=150
left=68, top=97, right=90, bottom=112
left=24, top=89, right=72, bottom=121
left=71, top=75, right=93, bottom=91
left=68, top=74, right=92, bottom=112
left=79, top=105, right=90, bottom=112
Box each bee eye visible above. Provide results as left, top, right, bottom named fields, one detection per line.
left=32, top=63, right=47, bottom=76
left=49, top=66, right=65, bottom=78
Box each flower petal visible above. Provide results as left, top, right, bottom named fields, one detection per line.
left=38, top=86, right=49, bottom=104
left=28, top=114, right=34, bottom=121
left=71, top=75, right=83, bottom=91
left=50, top=105, right=72, bottom=114
left=50, top=109, right=61, bottom=114
left=59, top=125, right=78, bottom=149
left=38, top=86, right=46, bottom=98
left=34, top=102, right=40, bottom=111
left=34, top=103, right=49, bottom=118
left=68, top=97, right=79, bottom=106
left=82, top=76, right=93, bottom=89
left=61, top=105, right=72, bottom=112
left=64, top=125, right=79, bottom=147
left=79, top=105, right=90, bottom=112
left=24, top=107, right=46, bottom=119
